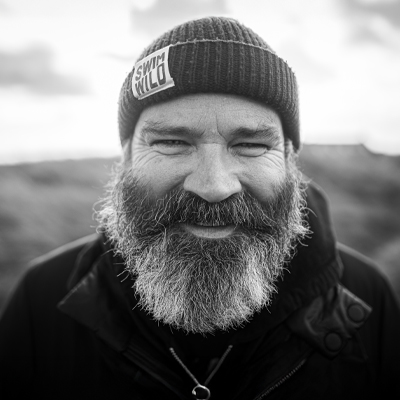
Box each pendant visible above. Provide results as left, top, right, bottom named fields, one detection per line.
left=192, top=384, right=211, bottom=400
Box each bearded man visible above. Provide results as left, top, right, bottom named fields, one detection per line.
left=1, top=17, right=399, bottom=400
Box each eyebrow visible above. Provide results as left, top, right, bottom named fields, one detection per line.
left=140, top=120, right=282, bottom=144
left=230, top=126, right=282, bottom=145
left=140, top=121, right=192, bottom=138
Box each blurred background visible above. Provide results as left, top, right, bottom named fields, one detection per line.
left=1, top=0, right=400, bottom=313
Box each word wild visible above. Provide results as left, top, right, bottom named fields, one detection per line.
left=132, top=46, right=175, bottom=100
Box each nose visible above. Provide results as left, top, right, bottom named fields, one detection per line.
left=183, top=145, right=242, bottom=203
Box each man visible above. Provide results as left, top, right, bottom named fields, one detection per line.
left=1, top=17, right=399, bottom=400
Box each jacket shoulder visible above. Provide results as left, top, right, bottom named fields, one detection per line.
left=13, top=234, right=100, bottom=309
left=27, top=234, right=98, bottom=281
left=0, top=234, right=105, bottom=397
left=337, top=243, right=400, bottom=391
left=337, top=242, right=400, bottom=356
left=337, top=242, right=399, bottom=305
left=29, top=234, right=98, bottom=270
left=338, top=242, right=381, bottom=275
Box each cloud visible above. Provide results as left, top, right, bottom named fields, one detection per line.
left=344, top=0, right=400, bottom=28
left=130, top=0, right=228, bottom=39
left=0, top=45, right=89, bottom=95
left=349, top=23, right=387, bottom=45
left=336, top=0, right=400, bottom=50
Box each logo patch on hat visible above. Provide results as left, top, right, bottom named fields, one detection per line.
left=132, top=45, right=175, bottom=100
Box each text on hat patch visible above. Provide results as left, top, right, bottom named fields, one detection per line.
left=132, top=45, right=175, bottom=100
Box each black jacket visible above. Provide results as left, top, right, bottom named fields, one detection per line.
left=1, top=184, right=400, bottom=399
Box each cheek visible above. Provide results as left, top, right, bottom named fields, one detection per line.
left=241, top=155, right=287, bottom=202
left=130, top=151, right=190, bottom=199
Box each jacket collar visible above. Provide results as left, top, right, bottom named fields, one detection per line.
left=58, top=182, right=342, bottom=350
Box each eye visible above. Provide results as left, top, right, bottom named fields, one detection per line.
left=151, top=140, right=191, bottom=154
left=153, top=140, right=188, bottom=147
left=232, top=143, right=270, bottom=157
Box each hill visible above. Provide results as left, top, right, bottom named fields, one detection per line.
left=0, top=144, right=399, bottom=312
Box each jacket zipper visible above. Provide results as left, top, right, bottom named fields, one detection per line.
left=253, top=358, right=307, bottom=400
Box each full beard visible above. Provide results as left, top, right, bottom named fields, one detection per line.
left=97, top=147, right=309, bottom=334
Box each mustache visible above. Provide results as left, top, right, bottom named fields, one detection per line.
left=117, top=172, right=297, bottom=238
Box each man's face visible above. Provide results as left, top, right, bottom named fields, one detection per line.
left=130, top=93, right=287, bottom=223
left=99, top=94, right=308, bottom=334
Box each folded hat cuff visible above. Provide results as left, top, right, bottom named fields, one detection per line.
left=118, top=39, right=299, bottom=150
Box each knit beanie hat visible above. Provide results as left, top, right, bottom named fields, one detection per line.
left=118, top=16, right=300, bottom=150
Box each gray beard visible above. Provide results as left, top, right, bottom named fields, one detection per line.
left=97, top=146, right=309, bottom=334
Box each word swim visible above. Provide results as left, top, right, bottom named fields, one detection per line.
left=132, top=46, right=175, bottom=99
left=135, top=56, right=166, bottom=95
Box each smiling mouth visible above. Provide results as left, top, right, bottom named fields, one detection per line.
left=180, top=223, right=236, bottom=239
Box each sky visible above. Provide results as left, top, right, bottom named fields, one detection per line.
left=1, top=0, right=400, bottom=164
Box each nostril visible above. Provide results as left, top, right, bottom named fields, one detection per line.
left=183, top=172, right=241, bottom=203
left=184, top=182, right=242, bottom=203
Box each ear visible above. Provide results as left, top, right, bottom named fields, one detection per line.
left=284, top=139, right=294, bottom=159
left=122, top=136, right=133, bottom=162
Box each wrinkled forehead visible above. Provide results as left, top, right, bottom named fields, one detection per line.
left=133, top=93, right=284, bottom=140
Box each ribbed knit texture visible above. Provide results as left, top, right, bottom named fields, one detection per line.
left=118, top=17, right=300, bottom=150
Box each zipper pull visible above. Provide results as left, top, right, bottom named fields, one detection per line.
left=169, top=345, right=233, bottom=400
left=192, top=384, right=211, bottom=399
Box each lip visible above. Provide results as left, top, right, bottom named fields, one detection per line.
left=180, top=223, right=236, bottom=239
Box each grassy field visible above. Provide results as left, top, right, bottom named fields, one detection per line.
left=1, top=144, right=399, bottom=312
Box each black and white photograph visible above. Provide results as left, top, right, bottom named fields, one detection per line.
left=1, top=1, right=400, bottom=398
